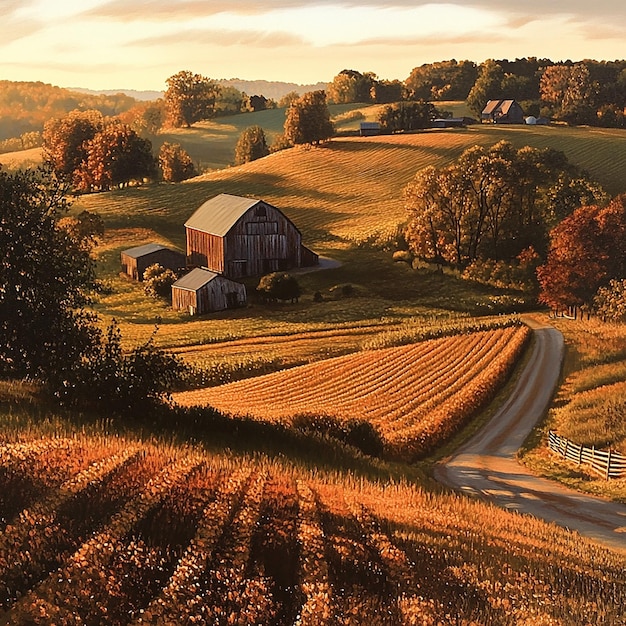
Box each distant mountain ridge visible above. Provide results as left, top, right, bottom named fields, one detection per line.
left=73, top=79, right=329, bottom=102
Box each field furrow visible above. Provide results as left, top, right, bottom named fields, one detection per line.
left=174, top=326, right=530, bottom=458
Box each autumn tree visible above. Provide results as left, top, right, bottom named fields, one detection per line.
left=158, top=142, right=196, bottom=182
left=164, top=71, right=220, bottom=128
left=143, top=263, right=178, bottom=299
left=594, top=279, right=626, bottom=321
left=234, top=126, right=269, bottom=165
left=278, top=91, right=300, bottom=108
left=284, top=91, right=334, bottom=146
left=370, top=80, right=404, bottom=104
left=466, top=60, right=505, bottom=118
left=404, top=141, right=600, bottom=267
left=405, top=60, right=478, bottom=101
left=537, top=195, right=626, bottom=313
left=540, top=63, right=598, bottom=124
left=76, top=122, right=155, bottom=191
left=43, top=109, right=104, bottom=184
left=119, top=100, right=165, bottom=137
left=378, top=101, right=437, bottom=132
left=328, top=70, right=376, bottom=104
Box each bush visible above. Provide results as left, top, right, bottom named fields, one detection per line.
left=257, top=272, right=301, bottom=303
left=143, top=263, right=178, bottom=299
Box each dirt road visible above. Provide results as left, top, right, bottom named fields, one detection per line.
left=434, top=316, right=626, bottom=554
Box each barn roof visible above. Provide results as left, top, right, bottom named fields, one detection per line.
left=185, top=194, right=263, bottom=237
left=482, top=99, right=519, bottom=115
left=172, top=268, right=220, bottom=291
left=122, top=243, right=171, bottom=259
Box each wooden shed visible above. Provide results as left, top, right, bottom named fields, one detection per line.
left=120, top=243, right=185, bottom=281
left=481, top=99, right=525, bottom=124
left=171, top=268, right=247, bottom=315
left=185, top=194, right=318, bottom=279
left=359, top=122, right=381, bottom=136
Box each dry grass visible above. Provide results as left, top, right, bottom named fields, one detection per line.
left=522, top=315, right=626, bottom=500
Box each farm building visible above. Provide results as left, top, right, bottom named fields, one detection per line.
left=481, top=100, right=525, bottom=124
left=120, top=243, right=185, bottom=281
left=359, top=122, right=381, bottom=136
left=171, top=268, right=247, bottom=315
left=432, top=117, right=466, bottom=128
left=185, top=194, right=318, bottom=279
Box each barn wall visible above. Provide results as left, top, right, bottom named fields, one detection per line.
left=137, top=250, right=185, bottom=280
left=122, top=249, right=185, bottom=281
left=171, top=287, right=197, bottom=313
left=187, top=229, right=224, bottom=272
left=224, top=203, right=302, bottom=277
left=120, top=254, right=139, bottom=280
left=174, top=278, right=246, bottom=315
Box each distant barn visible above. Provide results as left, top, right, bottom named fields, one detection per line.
left=185, top=194, right=318, bottom=279
left=171, top=268, right=247, bottom=315
left=120, top=243, right=185, bottom=281
left=359, top=122, right=381, bottom=136
left=432, top=117, right=466, bottom=128
left=481, top=100, right=525, bottom=124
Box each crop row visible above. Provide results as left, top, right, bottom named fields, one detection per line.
left=0, top=435, right=625, bottom=624
left=174, top=326, right=530, bottom=459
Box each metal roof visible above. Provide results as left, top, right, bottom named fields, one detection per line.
left=172, top=267, right=220, bottom=291
left=184, top=194, right=262, bottom=237
left=122, top=243, right=171, bottom=259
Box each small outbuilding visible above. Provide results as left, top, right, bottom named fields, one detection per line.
left=359, top=122, right=381, bottom=136
left=120, top=243, right=185, bottom=281
left=481, top=99, right=525, bottom=124
left=171, top=268, right=247, bottom=315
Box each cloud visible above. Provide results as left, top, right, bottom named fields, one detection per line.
left=132, top=27, right=306, bottom=49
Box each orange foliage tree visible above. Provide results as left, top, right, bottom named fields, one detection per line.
left=537, top=195, right=626, bottom=313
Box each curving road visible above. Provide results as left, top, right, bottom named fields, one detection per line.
left=434, top=316, right=626, bottom=554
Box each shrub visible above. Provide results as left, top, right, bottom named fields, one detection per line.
left=143, top=263, right=178, bottom=299
left=257, top=272, right=301, bottom=303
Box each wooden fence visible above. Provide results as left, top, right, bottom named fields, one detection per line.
left=548, top=431, right=626, bottom=480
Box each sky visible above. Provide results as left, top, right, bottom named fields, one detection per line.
left=1, top=0, right=625, bottom=91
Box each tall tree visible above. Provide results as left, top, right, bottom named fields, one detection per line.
left=405, top=60, right=478, bottom=101
left=540, top=63, right=598, bottom=124
left=466, top=60, right=505, bottom=118
left=76, top=122, right=155, bottom=192
left=42, top=109, right=104, bottom=184
left=234, top=126, right=269, bottom=165
left=164, top=70, right=221, bottom=128
left=284, top=91, right=334, bottom=146
left=537, top=195, right=626, bottom=312
left=404, top=142, right=595, bottom=267
left=0, top=166, right=98, bottom=385
left=158, top=142, right=197, bottom=182
left=378, top=101, right=437, bottom=132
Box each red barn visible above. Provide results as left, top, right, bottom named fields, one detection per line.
left=185, top=194, right=318, bottom=279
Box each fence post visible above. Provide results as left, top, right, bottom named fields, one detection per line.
left=607, top=448, right=612, bottom=480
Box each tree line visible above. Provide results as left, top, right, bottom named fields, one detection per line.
left=332, top=59, right=626, bottom=127
left=402, top=141, right=626, bottom=320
